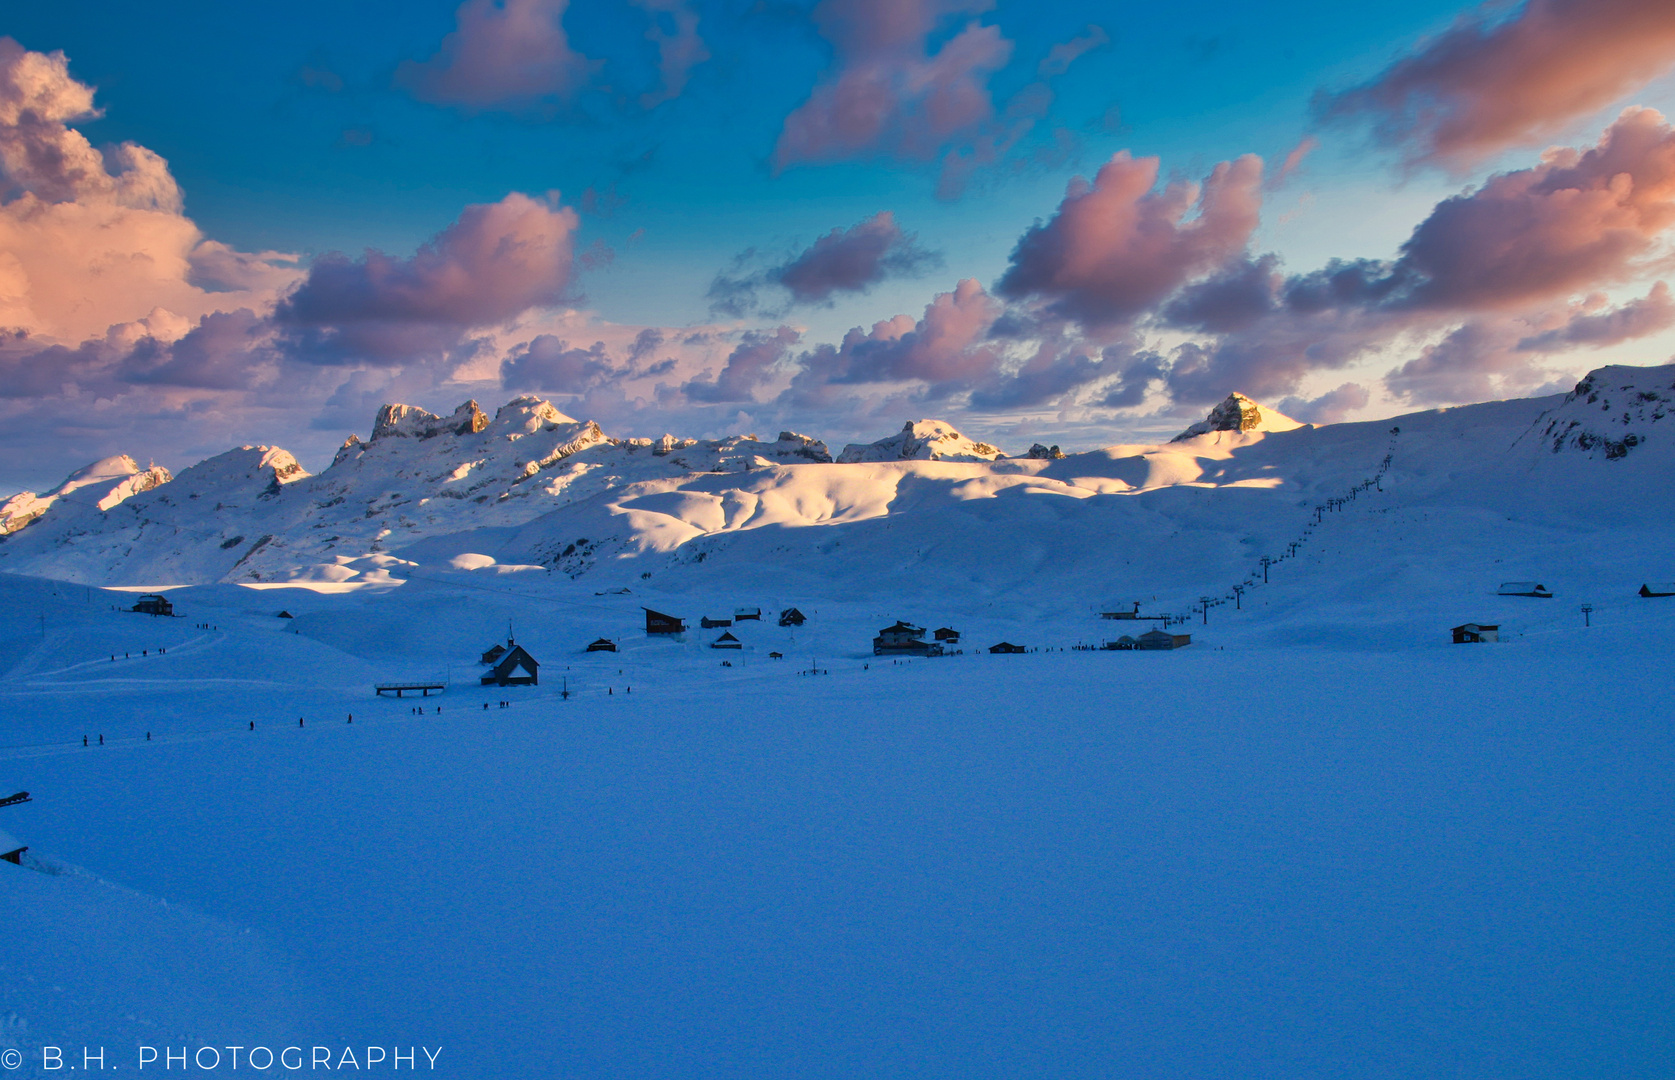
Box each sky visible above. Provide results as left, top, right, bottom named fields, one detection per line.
left=2, top=0, right=1675, bottom=492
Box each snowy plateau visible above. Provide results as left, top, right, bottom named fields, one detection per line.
left=1, top=364, right=1673, bottom=1079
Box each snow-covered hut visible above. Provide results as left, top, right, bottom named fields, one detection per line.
left=989, top=641, right=1026, bottom=654
left=0, top=826, right=24, bottom=865
left=586, top=638, right=617, bottom=652
left=1101, top=602, right=1142, bottom=620
left=480, top=643, right=507, bottom=664
left=778, top=607, right=807, bottom=627
left=701, top=615, right=732, bottom=628
left=131, top=593, right=173, bottom=616
left=1102, top=635, right=1139, bottom=650
left=933, top=627, right=960, bottom=643
left=711, top=631, right=743, bottom=649
left=873, top=621, right=939, bottom=656
left=481, top=644, right=539, bottom=686
left=1498, top=582, right=1553, bottom=598
left=1639, top=583, right=1675, bottom=597
left=1136, top=630, right=1191, bottom=650
left=1451, top=623, right=1499, bottom=644
left=734, top=607, right=762, bottom=621
left=644, top=608, right=685, bottom=635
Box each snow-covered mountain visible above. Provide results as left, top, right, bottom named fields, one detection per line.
left=1, top=364, right=1672, bottom=592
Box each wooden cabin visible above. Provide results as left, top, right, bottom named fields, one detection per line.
left=989, top=641, right=1026, bottom=654
left=480, top=643, right=507, bottom=664
left=1451, top=623, right=1499, bottom=643
left=1639, top=583, right=1675, bottom=597
left=933, top=627, right=960, bottom=643
left=1136, top=629, right=1192, bottom=650
left=778, top=607, right=807, bottom=627
left=481, top=644, right=539, bottom=686
left=873, top=621, right=940, bottom=656
left=644, top=608, right=685, bottom=635
left=701, top=616, right=733, bottom=628
left=1498, top=582, right=1553, bottom=598
left=734, top=607, right=762, bottom=621
left=277, top=610, right=294, bottom=619
left=131, top=593, right=173, bottom=616
left=586, top=638, right=617, bottom=652
left=768, top=651, right=784, bottom=659
left=711, top=631, right=743, bottom=649
left=1102, top=635, right=1139, bottom=650
left=1101, top=602, right=1142, bottom=620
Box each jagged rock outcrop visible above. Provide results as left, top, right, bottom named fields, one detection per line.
left=1173, top=394, right=1300, bottom=441
left=1534, top=363, right=1675, bottom=459
left=838, top=420, right=1005, bottom=463
left=371, top=400, right=490, bottom=441
left=1026, top=443, right=1066, bottom=460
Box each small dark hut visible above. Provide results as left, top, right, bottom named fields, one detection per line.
left=989, top=641, right=1026, bottom=654
left=277, top=610, right=294, bottom=619
left=701, top=616, right=733, bottom=628
left=711, top=631, right=743, bottom=649
left=1136, top=629, right=1192, bottom=650
left=587, top=638, right=617, bottom=652
left=1639, top=583, right=1675, bottom=597
left=735, top=607, right=762, bottom=621
left=481, top=644, right=539, bottom=686
left=1451, top=623, right=1499, bottom=643
left=1101, top=602, right=1143, bottom=620
left=768, top=651, right=784, bottom=659
left=645, top=608, right=686, bottom=635
left=778, top=607, right=807, bottom=627
left=1102, top=635, right=1139, bottom=650
left=131, top=594, right=173, bottom=617
left=1498, top=581, right=1553, bottom=598
left=933, top=626, right=960, bottom=643
left=480, top=643, right=507, bottom=664
left=0, top=826, right=25, bottom=865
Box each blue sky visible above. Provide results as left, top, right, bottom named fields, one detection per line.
left=2, top=0, right=1674, bottom=491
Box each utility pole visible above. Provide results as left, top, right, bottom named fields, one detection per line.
left=1581, top=604, right=1593, bottom=628
left=1260, top=556, right=1273, bottom=583
left=1199, top=597, right=1213, bottom=625
left=1232, top=585, right=1244, bottom=610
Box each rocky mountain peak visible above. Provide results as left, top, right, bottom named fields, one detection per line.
left=371, top=400, right=490, bottom=441
left=837, top=420, right=1005, bottom=463
left=1173, top=394, right=1300, bottom=441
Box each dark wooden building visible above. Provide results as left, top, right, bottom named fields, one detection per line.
left=873, top=621, right=940, bottom=656
left=778, top=607, right=806, bottom=627
left=0, top=826, right=25, bottom=865
left=587, top=638, right=617, bottom=652
left=701, top=615, right=733, bottom=628
left=735, top=607, right=762, bottom=621
left=131, top=594, right=174, bottom=616
left=711, top=631, right=743, bottom=649
left=989, top=641, right=1026, bottom=654
left=1451, top=623, right=1499, bottom=643
left=1498, top=581, right=1553, bottom=598
left=645, top=608, right=685, bottom=635
left=480, top=643, right=507, bottom=664
left=933, top=626, right=960, bottom=643
left=1639, top=583, right=1675, bottom=597
left=481, top=644, right=540, bottom=686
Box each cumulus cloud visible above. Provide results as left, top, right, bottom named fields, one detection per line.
left=0, top=39, right=301, bottom=345
left=683, top=326, right=800, bottom=403
left=1278, top=382, right=1370, bottom=424
left=500, top=335, right=622, bottom=393
left=1516, top=282, right=1675, bottom=351
left=708, top=211, right=939, bottom=315
left=273, top=192, right=580, bottom=365
left=396, top=0, right=598, bottom=113
left=792, top=278, right=1003, bottom=400
left=996, top=151, right=1264, bottom=329
left=772, top=0, right=1012, bottom=170
left=1317, top=0, right=1675, bottom=170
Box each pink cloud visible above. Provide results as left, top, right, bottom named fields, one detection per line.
left=1277, top=382, right=1370, bottom=424
left=274, top=192, right=580, bottom=364
left=1317, top=0, right=1675, bottom=171
left=683, top=326, right=800, bottom=403
left=396, top=0, right=600, bottom=113
left=1516, top=282, right=1675, bottom=351
left=772, top=0, right=1011, bottom=170
left=996, top=151, right=1265, bottom=328
left=1037, top=24, right=1109, bottom=78
left=710, top=211, right=940, bottom=314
